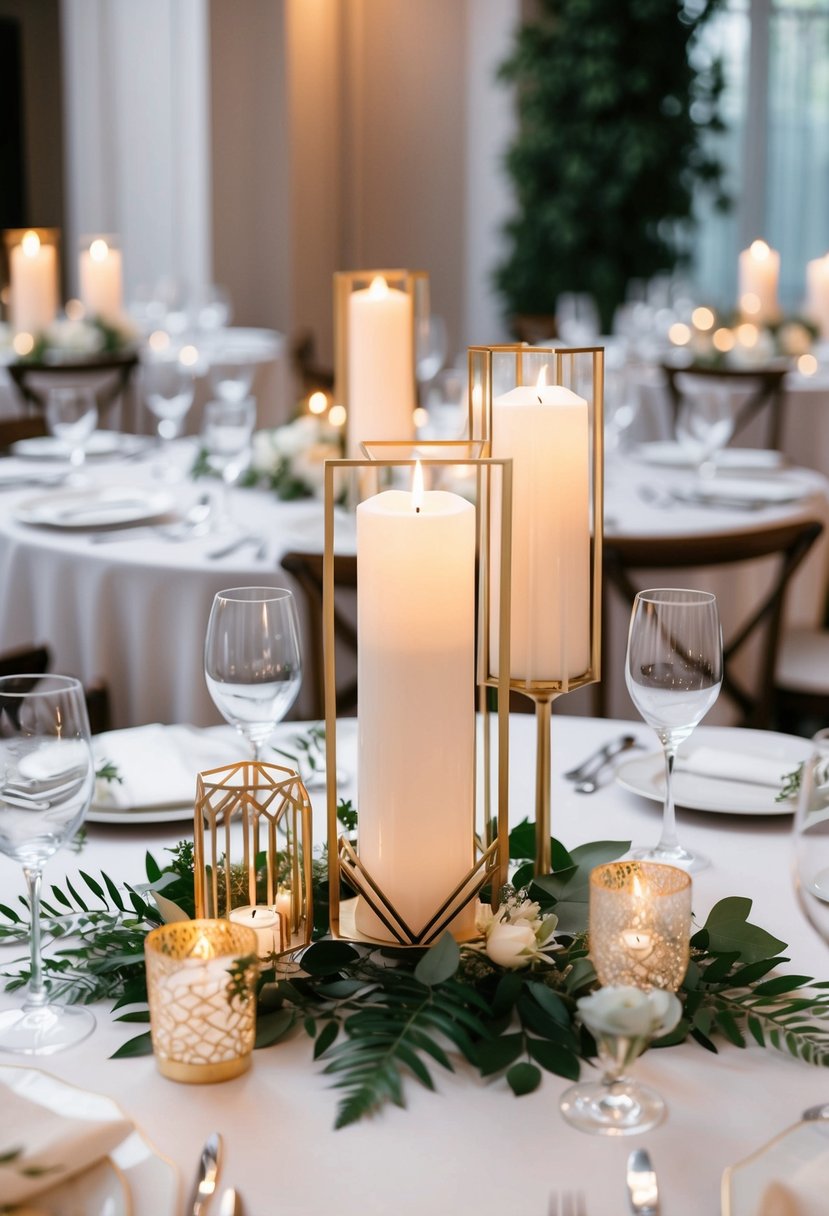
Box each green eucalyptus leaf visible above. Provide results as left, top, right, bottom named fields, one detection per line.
left=255, top=1009, right=296, bottom=1048
left=476, top=1033, right=524, bottom=1077
left=507, top=1061, right=541, bottom=1096
left=301, top=940, right=360, bottom=976
left=702, top=898, right=787, bottom=963
left=110, top=1031, right=153, bottom=1058
left=526, top=1037, right=580, bottom=1080
left=414, top=933, right=460, bottom=987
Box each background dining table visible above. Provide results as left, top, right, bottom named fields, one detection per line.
left=0, top=438, right=824, bottom=730
left=0, top=713, right=825, bottom=1215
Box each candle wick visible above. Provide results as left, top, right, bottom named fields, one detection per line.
left=251, top=909, right=257, bottom=919
left=537, top=394, right=543, bottom=404
left=416, top=506, right=420, bottom=513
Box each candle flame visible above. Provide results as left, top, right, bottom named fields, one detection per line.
left=632, top=872, right=644, bottom=899
left=369, top=275, right=389, bottom=298
left=412, top=460, right=424, bottom=513
left=90, top=238, right=109, bottom=261
left=308, top=390, right=328, bottom=415
left=21, top=231, right=40, bottom=257
left=189, top=933, right=214, bottom=960
left=750, top=239, right=770, bottom=261
left=535, top=366, right=549, bottom=389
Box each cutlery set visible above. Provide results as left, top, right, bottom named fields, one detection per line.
left=545, top=1149, right=660, bottom=1214
left=563, top=733, right=643, bottom=793
left=188, top=1132, right=243, bottom=1216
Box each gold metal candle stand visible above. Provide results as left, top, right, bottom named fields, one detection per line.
left=193, top=761, right=313, bottom=957
left=323, top=449, right=514, bottom=946
left=333, top=269, right=429, bottom=455
left=468, top=344, right=604, bottom=877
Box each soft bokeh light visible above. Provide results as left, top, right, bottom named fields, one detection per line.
left=179, top=344, right=199, bottom=367
left=668, top=322, right=691, bottom=346
left=21, top=231, right=40, bottom=257
left=740, top=292, right=761, bottom=316
left=713, top=327, right=736, bottom=352
left=12, top=332, right=34, bottom=356
left=65, top=298, right=85, bottom=321
left=750, top=239, right=770, bottom=261
left=413, top=406, right=429, bottom=428
left=148, top=329, right=171, bottom=353
left=798, top=353, right=818, bottom=376
left=736, top=323, right=759, bottom=347
left=328, top=404, right=347, bottom=428
left=90, top=238, right=109, bottom=261
left=691, top=306, right=715, bottom=331
left=308, top=390, right=328, bottom=415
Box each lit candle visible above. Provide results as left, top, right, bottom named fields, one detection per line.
left=347, top=274, right=415, bottom=457
left=490, top=369, right=590, bottom=681
left=9, top=230, right=58, bottom=334
left=806, top=253, right=829, bottom=340
left=738, top=239, right=780, bottom=324
left=154, top=935, right=240, bottom=1057
left=79, top=237, right=123, bottom=323
left=355, top=463, right=476, bottom=941
left=620, top=871, right=654, bottom=962
left=228, top=906, right=282, bottom=962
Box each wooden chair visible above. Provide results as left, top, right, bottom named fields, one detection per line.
left=7, top=352, right=141, bottom=432
left=774, top=577, right=829, bottom=735
left=660, top=363, right=788, bottom=450
left=281, top=551, right=357, bottom=718
left=597, top=517, right=825, bottom=729
left=0, top=644, right=111, bottom=733
left=0, top=415, right=48, bottom=450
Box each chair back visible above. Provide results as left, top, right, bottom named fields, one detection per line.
left=660, top=363, right=788, bottom=450
left=7, top=353, right=140, bottom=433
left=599, top=516, right=825, bottom=728
left=0, top=416, right=48, bottom=450
left=281, top=551, right=357, bottom=718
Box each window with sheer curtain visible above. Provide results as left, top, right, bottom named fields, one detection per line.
left=692, top=0, right=829, bottom=313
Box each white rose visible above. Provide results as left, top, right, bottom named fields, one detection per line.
left=577, top=985, right=682, bottom=1040
left=503, top=898, right=542, bottom=924
left=45, top=319, right=104, bottom=354
left=251, top=430, right=280, bottom=475
left=485, top=920, right=539, bottom=970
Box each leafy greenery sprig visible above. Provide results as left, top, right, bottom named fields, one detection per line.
left=2, top=825, right=829, bottom=1128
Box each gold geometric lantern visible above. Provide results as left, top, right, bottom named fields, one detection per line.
left=193, top=760, right=313, bottom=960
left=468, top=343, right=605, bottom=877
left=322, top=448, right=513, bottom=948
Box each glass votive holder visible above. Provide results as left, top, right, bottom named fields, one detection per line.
left=589, top=861, right=692, bottom=991
left=145, top=919, right=258, bottom=1083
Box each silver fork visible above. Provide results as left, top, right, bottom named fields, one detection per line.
left=548, top=1191, right=586, bottom=1216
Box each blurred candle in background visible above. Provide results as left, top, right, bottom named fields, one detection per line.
left=346, top=274, right=415, bottom=457
left=8, top=229, right=59, bottom=334
left=806, top=253, right=829, bottom=341
left=738, top=239, right=780, bottom=324
left=79, top=236, right=123, bottom=323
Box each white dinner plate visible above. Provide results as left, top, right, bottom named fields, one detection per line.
left=615, top=726, right=809, bottom=815
left=722, top=1120, right=829, bottom=1215
left=634, top=441, right=785, bottom=472
left=11, top=432, right=144, bottom=460
left=0, top=1065, right=179, bottom=1216
left=14, top=486, right=174, bottom=529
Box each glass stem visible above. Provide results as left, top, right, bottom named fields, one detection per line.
left=658, top=743, right=680, bottom=853
left=23, top=864, right=47, bottom=1009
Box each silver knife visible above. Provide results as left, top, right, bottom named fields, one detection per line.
left=626, top=1148, right=660, bottom=1214
left=219, top=1189, right=243, bottom=1216
left=186, top=1131, right=223, bottom=1216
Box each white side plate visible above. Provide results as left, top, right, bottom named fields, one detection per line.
left=14, top=486, right=174, bottom=529
left=11, top=432, right=143, bottom=460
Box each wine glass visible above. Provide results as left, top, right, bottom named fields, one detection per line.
left=0, top=674, right=96, bottom=1054
left=625, top=588, right=723, bottom=872
left=142, top=353, right=197, bottom=477
left=792, top=728, right=829, bottom=942
left=415, top=314, right=448, bottom=397
left=204, top=587, right=302, bottom=760
left=44, top=386, right=98, bottom=481
left=674, top=382, right=735, bottom=478
left=201, top=397, right=257, bottom=529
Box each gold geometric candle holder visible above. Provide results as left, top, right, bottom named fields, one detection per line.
left=333, top=268, right=428, bottom=458
left=589, top=861, right=692, bottom=991
left=193, top=760, right=313, bottom=960
left=323, top=449, right=514, bottom=947
left=468, top=343, right=605, bottom=876
left=144, top=918, right=259, bottom=1083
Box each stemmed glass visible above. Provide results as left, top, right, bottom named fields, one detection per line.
left=44, top=387, right=98, bottom=482
left=142, top=354, right=197, bottom=477
left=201, top=398, right=257, bottom=530
left=792, top=728, right=829, bottom=942
left=675, top=384, right=735, bottom=478
left=204, top=587, right=302, bottom=761
left=625, top=589, right=723, bottom=872
left=415, top=314, right=448, bottom=398
left=0, top=675, right=96, bottom=1053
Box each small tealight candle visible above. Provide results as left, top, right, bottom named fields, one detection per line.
left=589, top=862, right=691, bottom=991
left=228, top=905, right=282, bottom=962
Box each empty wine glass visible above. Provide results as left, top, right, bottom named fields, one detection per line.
left=142, top=353, right=197, bottom=478
left=44, top=386, right=98, bottom=480
left=792, top=728, right=829, bottom=942
left=675, top=382, right=735, bottom=477
left=201, top=397, right=256, bottom=529
left=0, top=675, right=96, bottom=1054
left=208, top=339, right=258, bottom=406
left=205, top=587, right=302, bottom=760
left=416, top=314, right=448, bottom=396
left=625, top=589, right=723, bottom=872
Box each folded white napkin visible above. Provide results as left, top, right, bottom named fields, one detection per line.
left=0, top=1073, right=132, bottom=1205
left=93, top=723, right=247, bottom=809
left=693, top=476, right=801, bottom=504
left=676, top=746, right=791, bottom=788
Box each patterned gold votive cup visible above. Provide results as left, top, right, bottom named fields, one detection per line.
left=145, top=919, right=259, bottom=1083
left=589, top=862, right=692, bottom=991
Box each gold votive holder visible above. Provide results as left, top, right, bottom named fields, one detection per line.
left=145, top=919, right=259, bottom=1084
left=589, top=862, right=692, bottom=991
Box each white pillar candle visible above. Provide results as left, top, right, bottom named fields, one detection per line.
left=738, top=239, right=780, bottom=324
left=9, top=230, right=58, bottom=334
left=356, top=473, right=476, bottom=941
left=347, top=275, right=415, bottom=457
left=490, top=378, right=591, bottom=682
left=79, top=237, right=123, bottom=323
left=228, top=905, right=282, bottom=961
left=806, top=253, right=829, bottom=341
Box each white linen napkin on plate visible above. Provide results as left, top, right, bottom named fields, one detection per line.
left=92, top=723, right=247, bottom=810
left=675, top=746, right=792, bottom=788
left=692, top=476, right=802, bottom=504
left=0, top=1076, right=132, bottom=1205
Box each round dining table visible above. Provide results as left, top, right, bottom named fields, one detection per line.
left=0, top=713, right=825, bottom=1216
left=0, top=439, right=826, bottom=731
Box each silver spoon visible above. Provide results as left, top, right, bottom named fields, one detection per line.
left=802, top=1103, right=829, bottom=1121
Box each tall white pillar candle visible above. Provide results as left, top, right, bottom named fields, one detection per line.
left=9, top=231, right=58, bottom=334
left=347, top=275, right=415, bottom=457
left=806, top=253, right=829, bottom=340
left=79, top=237, right=123, bottom=323
left=738, top=239, right=780, bottom=324
left=490, top=380, right=591, bottom=682
left=356, top=478, right=476, bottom=941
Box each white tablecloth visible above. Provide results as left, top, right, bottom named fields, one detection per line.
left=0, top=714, right=825, bottom=1216
left=0, top=446, right=825, bottom=731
